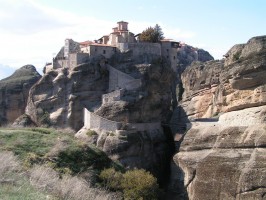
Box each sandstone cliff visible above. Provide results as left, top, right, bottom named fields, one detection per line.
left=25, top=51, right=175, bottom=185
left=0, top=65, right=41, bottom=125
left=172, top=35, right=266, bottom=199
left=180, top=35, right=266, bottom=120
left=26, top=56, right=109, bottom=130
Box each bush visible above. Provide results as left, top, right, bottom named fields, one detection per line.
left=39, top=111, right=51, bottom=127
left=99, top=168, right=123, bottom=190
left=23, top=152, right=43, bottom=168
left=122, top=169, right=159, bottom=200
left=233, top=51, right=241, bottom=61
left=86, top=130, right=98, bottom=137
left=100, top=168, right=159, bottom=200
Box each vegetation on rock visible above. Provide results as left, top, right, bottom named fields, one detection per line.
left=100, top=167, right=159, bottom=199
left=140, top=24, right=164, bottom=43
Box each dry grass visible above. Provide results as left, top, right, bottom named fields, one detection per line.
left=0, top=151, right=52, bottom=199
left=30, top=165, right=122, bottom=200
left=0, top=151, right=20, bottom=177
left=30, top=165, right=60, bottom=193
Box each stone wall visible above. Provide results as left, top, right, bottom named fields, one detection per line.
left=126, top=122, right=162, bottom=131
left=117, top=43, right=129, bottom=52
left=84, top=108, right=162, bottom=132
left=89, top=45, right=116, bottom=59
left=102, top=89, right=125, bottom=104
left=128, top=43, right=161, bottom=58
left=124, top=79, right=142, bottom=90
left=84, top=108, right=122, bottom=132
left=108, top=65, right=140, bottom=92
left=52, top=58, right=68, bottom=69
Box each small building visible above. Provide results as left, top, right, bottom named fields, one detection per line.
left=161, top=39, right=181, bottom=72
left=107, top=21, right=136, bottom=49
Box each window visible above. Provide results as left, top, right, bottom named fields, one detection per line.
left=103, top=50, right=106, bottom=54
left=167, top=49, right=169, bottom=52
left=173, top=56, right=176, bottom=60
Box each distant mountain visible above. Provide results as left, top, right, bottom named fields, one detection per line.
left=0, top=64, right=15, bottom=80
left=0, top=65, right=41, bottom=125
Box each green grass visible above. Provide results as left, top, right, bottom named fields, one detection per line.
left=0, top=128, right=61, bottom=159
left=0, top=127, right=123, bottom=174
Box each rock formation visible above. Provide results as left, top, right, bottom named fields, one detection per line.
left=25, top=50, right=175, bottom=184
left=0, top=65, right=41, bottom=125
left=180, top=35, right=266, bottom=120
left=26, top=55, right=109, bottom=130
left=172, top=35, right=266, bottom=199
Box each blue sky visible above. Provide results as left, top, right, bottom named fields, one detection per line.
left=0, top=0, right=265, bottom=79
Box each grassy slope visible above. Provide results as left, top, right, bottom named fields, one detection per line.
left=0, top=127, right=122, bottom=199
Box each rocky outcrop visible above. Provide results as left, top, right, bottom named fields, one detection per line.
left=176, top=45, right=214, bottom=77
left=180, top=35, right=266, bottom=120
left=174, top=106, right=266, bottom=200
left=75, top=52, right=175, bottom=185
left=171, top=35, right=266, bottom=199
left=0, top=65, right=41, bottom=125
left=26, top=56, right=109, bottom=130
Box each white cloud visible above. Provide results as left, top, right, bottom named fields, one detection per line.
left=163, top=27, right=196, bottom=41
left=0, top=0, right=114, bottom=72
left=0, top=0, right=200, bottom=75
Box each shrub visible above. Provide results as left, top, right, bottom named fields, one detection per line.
left=99, top=168, right=123, bottom=190
left=107, top=131, right=116, bottom=136
left=122, top=169, right=159, bottom=200
left=39, top=111, right=51, bottom=127
left=23, top=152, right=43, bottom=168
left=233, top=51, right=241, bottom=61
left=86, top=130, right=98, bottom=137
left=100, top=168, right=159, bottom=200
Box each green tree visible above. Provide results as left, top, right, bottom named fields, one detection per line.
left=140, top=24, right=164, bottom=43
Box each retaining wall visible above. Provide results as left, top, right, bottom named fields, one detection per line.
left=128, top=43, right=161, bottom=58
left=84, top=108, right=122, bottom=132
left=102, top=89, right=125, bottom=104
left=126, top=122, right=162, bottom=131
left=84, top=108, right=162, bottom=132
left=108, top=66, right=141, bottom=92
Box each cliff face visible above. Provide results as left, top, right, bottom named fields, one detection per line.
left=175, top=106, right=266, bottom=199
left=26, top=56, right=109, bottom=130
left=0, top=65, right=41, bottom=125
left=172, top=35, right=266, bottom=199
left=25, top=52, right=175, bottom=185
left=181, top=36, right=266, bottom=119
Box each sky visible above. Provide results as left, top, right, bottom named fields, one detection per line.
left=0, top=0, right=265, bottom=79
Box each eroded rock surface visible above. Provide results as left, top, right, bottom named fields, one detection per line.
left=172, top=35, right=266, bottom=200
left=174, top=106, right=266, bottom=200
left=0, top=65, right=41, bottom=125
left=26, top=56, right=109, bottom=130
left=180, top=35, right=266, bottom=120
